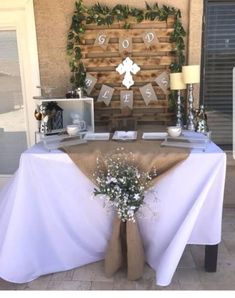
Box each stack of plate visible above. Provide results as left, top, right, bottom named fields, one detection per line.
left=41, top=133, right=87, bottom=150
left=84, top=133, right=110, bottom=141
left=142, top=132, right=168, bottom=140
left=161, top=131, right=210, bottom=150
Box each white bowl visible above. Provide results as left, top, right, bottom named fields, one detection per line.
left=167, top=126, right=182, bottom=137
left=66, top=125, right=80, bottom=136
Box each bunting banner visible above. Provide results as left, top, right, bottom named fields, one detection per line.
left=142, top=31, right=159, bottom=48
left=139, top=83, right=158, bottom=106
left=155, top=71, right=170, bottom=95
left=94, top=31, right=110, bottom=50
left=85, top=73, right=97, bottom=95
left=119, top=37, right=132, bottom=54
left=97, top=84, right=114, bottom=106
left=120, top=90, right=133, bottom=109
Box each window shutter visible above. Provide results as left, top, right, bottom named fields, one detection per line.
left=203, top=1, right=234, bottom=146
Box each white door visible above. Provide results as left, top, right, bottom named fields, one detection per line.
left=0, top=30, right=27, bottom=175
left=0, top=0, right=40, bottom=187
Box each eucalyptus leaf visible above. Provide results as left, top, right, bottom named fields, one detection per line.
left=74, top=35, right=81, bottom=43
left=68, top=31, right=74, bottom=40
left=106, top=15, right=114, bottom=25
left=86, top=17, right=94, bottom=24
left=123, top=22, right=131, bottom=29
left=153, top=3, right=159, bottom=10
left=145, top=2, right=152, bottom=10
left=74, top=47, right=82, bottom=60
left=136, top=15, right=144, bottom=23
left=79, top=27, right=85, bottom=33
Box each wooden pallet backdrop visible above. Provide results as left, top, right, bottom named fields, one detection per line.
left=80, top=17, right=176, bottom=127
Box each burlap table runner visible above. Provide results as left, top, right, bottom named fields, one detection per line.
left=61, top=139, right=189, bottom=280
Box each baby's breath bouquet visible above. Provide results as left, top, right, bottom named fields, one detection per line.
left=94, top=148, right=155, bottom=222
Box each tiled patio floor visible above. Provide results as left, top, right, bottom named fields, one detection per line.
left=0, top=207, right=235, bottom=291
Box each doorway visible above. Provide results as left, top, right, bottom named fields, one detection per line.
left=0, top=0, right=40, bottom=185
left=0, top=30, right=27, bottom=175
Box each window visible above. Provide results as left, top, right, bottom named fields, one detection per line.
left=202, top=0, right=234, bottom=147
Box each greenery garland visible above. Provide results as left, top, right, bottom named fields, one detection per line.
left=67, top=0, right=186, bottom=110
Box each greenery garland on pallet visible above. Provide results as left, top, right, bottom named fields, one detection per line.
left=67, top=0, right=186, bottom=110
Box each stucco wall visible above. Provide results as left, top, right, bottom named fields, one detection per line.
left=33, top=0, right=189, bottom=97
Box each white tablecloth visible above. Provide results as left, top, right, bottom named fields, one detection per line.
left=0, top=137, right=226, bottom=286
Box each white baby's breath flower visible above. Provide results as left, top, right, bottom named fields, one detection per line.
left=134, top=193, right=140, bottom=200
left=93, top=147, right=156, bottom=222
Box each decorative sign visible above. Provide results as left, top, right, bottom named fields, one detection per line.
left=155, top=71, right=170, bottom=95
left=120, top=90, right=133, bottom=109
left=116, top=57, right=140, bottom=89
left=139, top=83, right=158, bottom=105
left=94, top=31, right=110, bottom=50
left=68, top=3, right=186, bottom=125
left=85, top=73, right=97, bottom=95
left=119, top=37, right=132, bottom=54
left=142, top=31, right=159, bottom=48
left=97, top=84, right=114, bottom=106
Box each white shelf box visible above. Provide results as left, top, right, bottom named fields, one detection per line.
left=34, top=97, right=95, bottom=133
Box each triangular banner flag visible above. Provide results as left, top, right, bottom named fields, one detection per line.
left=120, top=90, right=133, bottom=109
left=94, top=31, right=110, bottom=50
left=155, top=71, right=170, bottom=95
left=142, top=31, right=159, bottom=49
left=139, top=83, right=158, bottom=106
left=97, top=85, right=114, bottom=106
left=119, top=37, right=132, bottom=54
left=85, top=73, right=97, bottom=95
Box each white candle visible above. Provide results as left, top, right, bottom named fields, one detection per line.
left=170, top=72, right=186, bottom=90
left=182, top=65, right=200, bottom=84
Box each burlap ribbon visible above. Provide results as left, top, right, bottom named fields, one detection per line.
left=104, top=214, right=145, bottom=280
left=61, top=139, right=189, bottom=280
left=62, top=140, right=189, bottom=186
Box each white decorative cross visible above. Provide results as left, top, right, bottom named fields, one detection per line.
left=116, top=57, right=140, bottom=89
